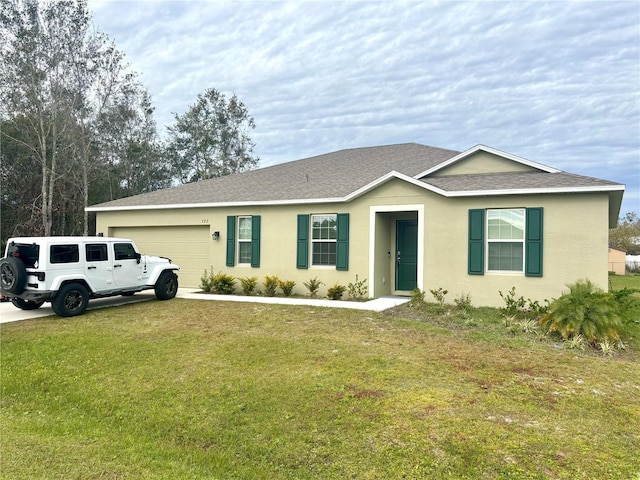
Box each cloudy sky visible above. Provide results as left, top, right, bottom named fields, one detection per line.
left=88, top=0, right=640, bottom=215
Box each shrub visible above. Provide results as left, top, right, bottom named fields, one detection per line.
left=278, top=279, right=296, bottom=297
left=239, top=276, right=258, bottom=295
left=200, top=265, right=216, bottom=292
left=499, top=286, right=548, bottom=317
left=210, top=272, right=236, bottom=295
left=263, top=275, right=280, bottom=297
left=303, top=277, right=324, bottom=298
left=410, top=288, right=426, bottom=306
left=429, top=287, right=448, bottom=305
left=347, top=275, right=368, bottom=300
left=539, top=279, right=622, bottom=344
left=453, top=292, right=472, bottom=312
left=327, top=283, right=346, bottom=300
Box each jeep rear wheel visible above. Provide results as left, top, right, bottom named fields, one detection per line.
left=0, top=257, right=27, bottom=295
left=52, top=283, right=89, bottom=317
left=155, top=271, right=178, bottom=300
left=12, top=298, right=45, bottom=310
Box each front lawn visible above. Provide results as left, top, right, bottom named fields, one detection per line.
left=1, top=298, right=639, bottom=479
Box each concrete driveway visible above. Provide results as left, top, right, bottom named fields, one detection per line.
left=0, top=292, right=158, bottom=323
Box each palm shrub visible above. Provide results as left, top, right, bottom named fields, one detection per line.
left=303, top=277, right=324, bottom=298
left=539, top=279, right=622, bottom=344
left=263, top=275, right=280, bottom=297
left=200, top=266, right=215, bottom=292
left=347, top=275, right=367, bottom=300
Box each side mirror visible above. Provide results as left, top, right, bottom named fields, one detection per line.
left=136, top=252, right=141, bottom=264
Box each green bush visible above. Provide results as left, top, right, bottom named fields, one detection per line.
left=410, top=288, right=426, bottom=306
left=200, top=265, right=216, bottom=292
left=499, top=286, right=548, bottom=317
left=278, top=279, right=296, bottom=297
left=303, top=277, right=324, bottom=298
left=429, top=287, right=448, bottom=305
left=347, top=275, right=368, bottom=300
left=239, top=276, right=258, bottom=295
left=327, top=283, right=346, bottom=300
left=539, top=279, right=622, bottom=344
left=263, top=275, right=280, bottom=297
left=210, top=272, right=236, bottom=295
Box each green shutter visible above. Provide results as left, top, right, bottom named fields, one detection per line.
left=251, top=215, right=261, bottom=268
left=525, top=207, right=543, bottom=277
left=468, top=209, right=484, bottom=275
left=226, top=216, right=236, bottom=267
left=336, top=213, right=349, bottom=271
left=296, top=214, right=309, bottom=269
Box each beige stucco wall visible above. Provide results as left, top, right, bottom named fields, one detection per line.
left=432, top=151, right=538, bottom=176
left=95, top=180, right=611, bottom=307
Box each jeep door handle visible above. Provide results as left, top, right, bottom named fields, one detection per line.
left=87, top=266, right=97, bottom=270
left=114, top=264, right=122, bottom=268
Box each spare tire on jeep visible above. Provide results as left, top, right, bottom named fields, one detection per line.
left=0, top=256, right=27, bottom=295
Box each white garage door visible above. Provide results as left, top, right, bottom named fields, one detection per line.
left=111, top=226, right=210, bottom=288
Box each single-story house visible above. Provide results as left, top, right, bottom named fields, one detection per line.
left=608, top=246, right=627, bottom=275
left=87, top=143, right=625, bottom=307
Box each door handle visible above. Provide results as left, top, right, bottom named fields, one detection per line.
left=87, top=266, right=97, bottom=270
left=114, top=264, right=122, bottom=268
left=397, top=251, right=401, bottom=266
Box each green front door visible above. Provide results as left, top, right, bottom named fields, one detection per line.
left=396, top=220, right=418, bottom=291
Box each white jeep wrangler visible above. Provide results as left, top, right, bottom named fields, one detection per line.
left=0, top=236, right=180, bottom=317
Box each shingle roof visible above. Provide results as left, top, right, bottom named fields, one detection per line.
left=89, top=143, right=459, bottom=208
left=422, top=171, right=622, bottom=193
left=87, top=143, right=624, bottom=210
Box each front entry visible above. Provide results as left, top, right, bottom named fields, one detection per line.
left=396, top=219, right=418, bottom=291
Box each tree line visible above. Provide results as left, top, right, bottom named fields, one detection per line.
left=1, top=0, right=258, bottom=240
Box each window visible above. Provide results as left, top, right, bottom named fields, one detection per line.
left=297, top=213, right=349, bottom=270
left=50, top=245, right=79, bottom=264
left=114, top=243, right=138, bottom=261
left=237, top=216, right=252, bottom=264
left=312, top=214, right=337, bottom=266
left=487, top=209, right=525, bottom=272
left=226, top=215, right=260, bottom=267
left=468, top=207, right=543, bottom=277
left=86, top=244, right=108, bottom=262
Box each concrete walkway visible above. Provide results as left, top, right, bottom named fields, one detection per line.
left=0, top=289, right=410, bottom=324
left=177, top=289, right=410, bottom=312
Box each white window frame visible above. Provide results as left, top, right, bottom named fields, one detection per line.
left=237, top=216, right=252, bottom=265
left=311, top=213, right=337, bottom=267
left=486, top=208, right=525, bottom=273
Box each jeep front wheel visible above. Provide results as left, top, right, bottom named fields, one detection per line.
left=154, top=271, right=178, bottom=300
left=0, top=257, right=27, bottom=295
left=12, top=298, right=45, bottom=310
left=52, top=283, right=89, bottom=317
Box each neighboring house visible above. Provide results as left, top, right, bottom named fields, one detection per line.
left=608, top=246, right=627, bottom=275
left=87, top=143, right=625, bottom=307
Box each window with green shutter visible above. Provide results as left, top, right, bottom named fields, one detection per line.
left=227, top=215, right=261, bottom=267
left=468, top=208, right=543, bottom=276
left=297, top=213, right=349, bottom=270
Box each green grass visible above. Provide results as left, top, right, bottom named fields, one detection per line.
left=1, top=298, right=639, bottom=479
left=610, top=272, right=640, bottom=292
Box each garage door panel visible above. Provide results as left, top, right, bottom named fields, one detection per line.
left=111, top=226, right=209, bottom=288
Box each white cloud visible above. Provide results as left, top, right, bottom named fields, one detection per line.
left=88, top=0, right=640, bottom=214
